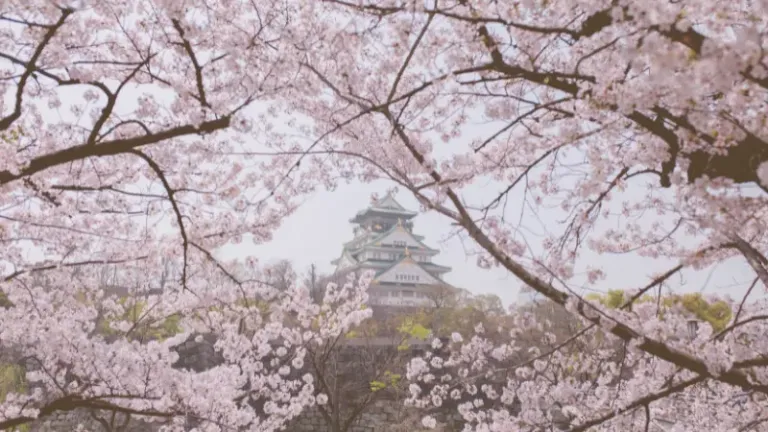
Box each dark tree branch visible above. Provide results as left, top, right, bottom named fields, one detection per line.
left=171, top=19, right=210, bottom=108
left=3, top=256, right=148, bottom=283
left=0, top=8, right=73, bottom=132
left=0, top=394, right=176, bottom=431
left=129, top=150, right=190, bottom=290
left=568, top=375, right=705, bottom=432
left=727, top=233, right=768, bottom=291
left=0, top=116, right=230, bottom=186
left=86, top=55, right=156, bottom=146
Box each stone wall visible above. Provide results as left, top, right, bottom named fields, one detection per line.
left=28, top=400, right=429, bottom=432
left=287, top=400, right=417, bottom=432
left=32, top=410, right=150, bottom=432
left=28, top=400, right=440, bottom=432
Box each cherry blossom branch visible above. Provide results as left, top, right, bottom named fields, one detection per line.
left=557, top=167, right=630, bottom=255
left=386, top=12, right=434, bottom=104
left=372, top=100, right=766, bottom=393
left=86, top=55, right=156, bottom=146
left=129, top=150, right=190, bottom=291
left=0, top=116, right=230, bottom=186
left=0, top=394, right=176, bottom=431
left=473, top=98, right=574, bottom=153
left=715, top=314, right=768, bottom=343
left=623, top=264, right=684, bottom=308
left=727, top=233, right=768, bottom=291
left=568, top=375, right=706, bottom=432
left=171, top=19, right=211, bottom=109
left=447, top=2, right=768, bottom=187
left=3, top=256, right=148, bottom=283
left=0, top=7, right=73, bottom=132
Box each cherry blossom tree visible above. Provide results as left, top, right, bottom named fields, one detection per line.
left=0, top=1, right=373, bottom=430
left=276, top=0, right=768, bottom=429
left=4, top=0, right=768, bottom=430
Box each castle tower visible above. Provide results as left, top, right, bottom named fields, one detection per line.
left=331, top=193, right=453, bottom=307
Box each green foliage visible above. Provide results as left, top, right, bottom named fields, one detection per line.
left=233, top=297, right=270, bottom=314
left=396, top=317, right=431, bottom=351
left=587, top=290, right=732, bottom=332
left=397, top=319, right=431, bottom=340
left=585, top=290, right=654, bottom=308
left=663, top=293, right=732, bottom=332
left=0, top=364, right=25, bottom=399
left=73, top=291, right=277, bottom=342
left=0, top=364, right=30, bottom=431
left=369, top=371, right=402, bottom=393
left=369, top=380, right=387, bottom=392
left=0, top=126, right=23, bottom=144
left=0, top=290, right=12, bottom=308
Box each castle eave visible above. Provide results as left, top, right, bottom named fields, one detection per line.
left=350, top=209, right=417, bottom=223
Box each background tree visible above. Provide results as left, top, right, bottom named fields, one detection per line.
left=305, top=264, right=326, bottom=304
left=263, top=259, right=297, bottom=292
left=304, top=309, right=433, bottom=432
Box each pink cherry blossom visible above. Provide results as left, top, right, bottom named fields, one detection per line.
left=2, top=0, right=768, bottom=430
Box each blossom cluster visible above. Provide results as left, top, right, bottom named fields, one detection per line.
left=406, top=298, right=768, bottom=431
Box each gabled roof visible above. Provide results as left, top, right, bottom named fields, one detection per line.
left=349, top=222, right=438, bottom=254
left=373, top=255, right=444, bottom=285
left=375, top=193, right=408, bottom=211
left=421, top=262, right=452, bottom=273
left=350, top=193, right=417, bottom=223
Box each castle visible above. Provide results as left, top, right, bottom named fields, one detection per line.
left=331, top=193, right=454, bottom=308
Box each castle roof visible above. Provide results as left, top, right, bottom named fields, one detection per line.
left=372, top=254, right=444, bottom=285
left=330, top=248, right=358, bottom=269
left=346, top=220, right=439, bottom=254
left=350, top=193, right=417, bottom=223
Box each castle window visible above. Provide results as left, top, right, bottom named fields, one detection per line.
left=393, top=240, right=406, bottom=247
